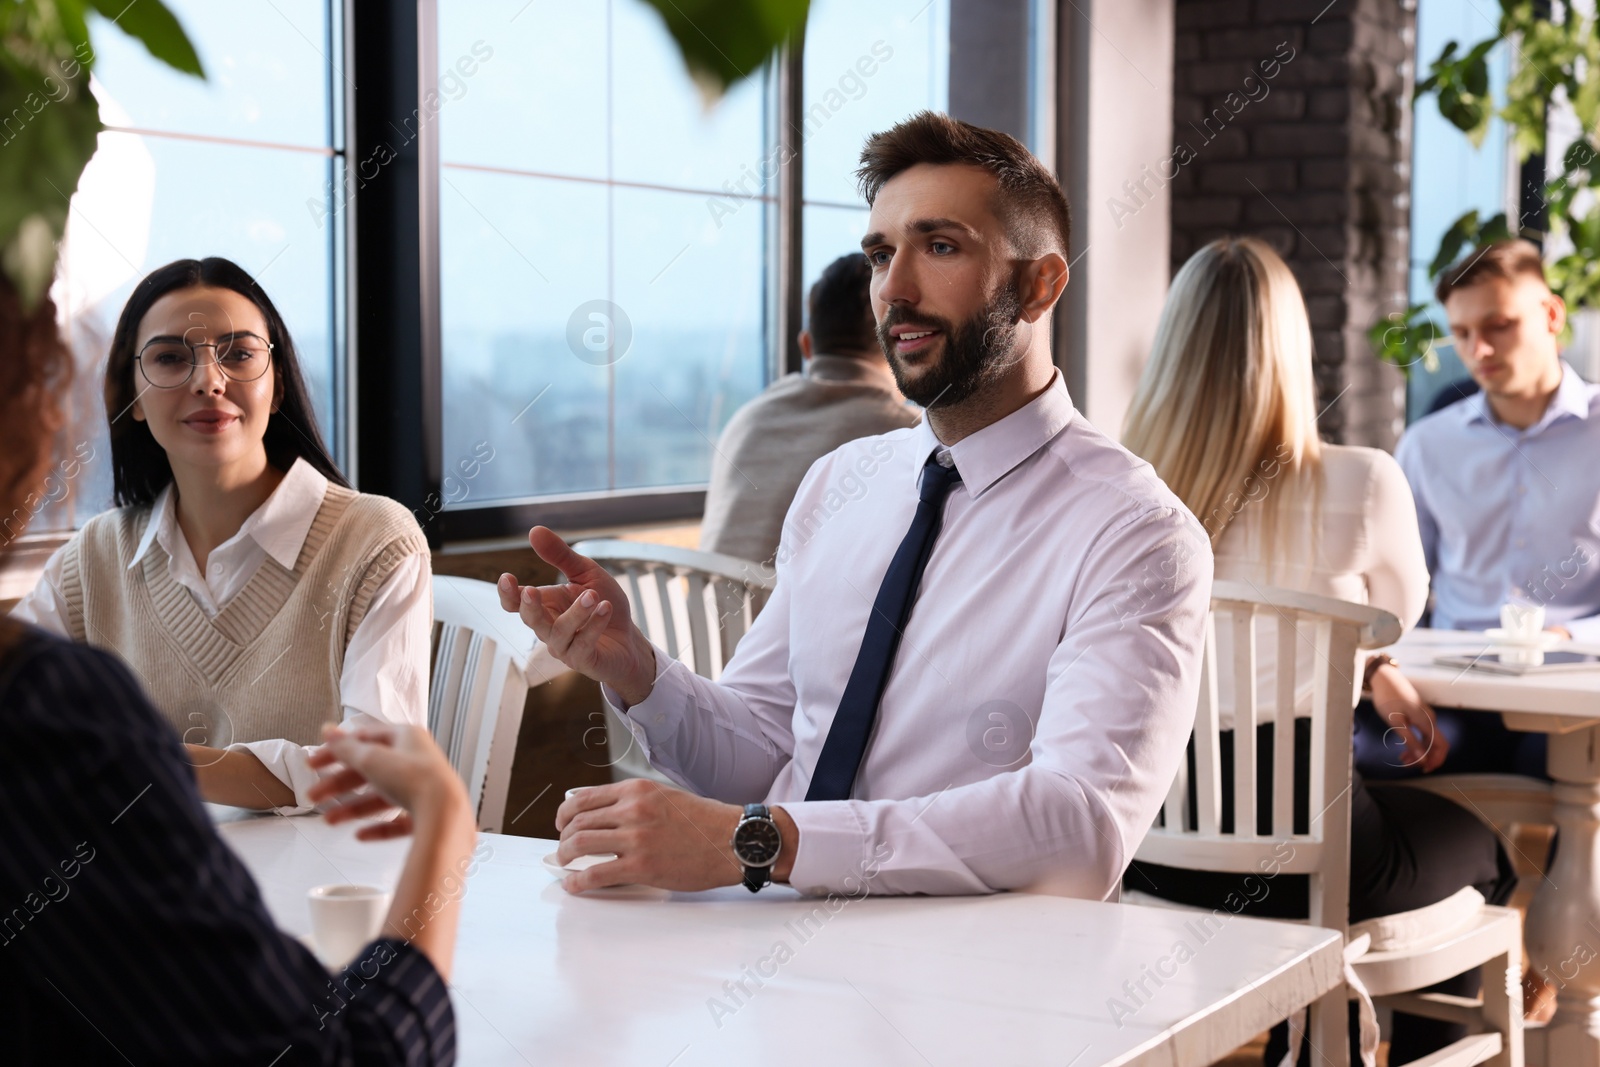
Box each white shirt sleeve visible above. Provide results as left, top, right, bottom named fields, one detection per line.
left=9, top=541, right=75, bottom=637
left=226, top=551, right=433, bottom=812
left=604, top=565, right=800, bottom=801
left=1361, top=450, right=1430, bottom=633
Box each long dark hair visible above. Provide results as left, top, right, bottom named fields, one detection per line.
left=105, top=257, right=349, bottom=507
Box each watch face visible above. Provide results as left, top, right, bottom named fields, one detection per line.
left=734, top=817, right=782, bottom=866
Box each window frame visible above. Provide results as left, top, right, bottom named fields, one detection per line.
left=346, top=0, right=1053, bottom=548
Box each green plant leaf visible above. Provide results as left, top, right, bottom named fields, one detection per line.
left=0, top=0, right=202, bottom=306
left=84, top=0, right=204, bottom=77
left=1428, top=210, right=1480, bottom=278
left=1367, top=303, right=1443, bottom=380
left=1479, top=211, right=1512, bottom=244
left=636, top=0, right=806, bottom=100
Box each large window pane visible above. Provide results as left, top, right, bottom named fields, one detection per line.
left=89, top=0, right=333, bottom=149
left=800, top=1, right=951, bottom=295
left=438, top=170, right=609, bottom=499
left=439, top=0, right=774, bottom=509
left=801, top=0, right=951, bottom=208
left=439, top=1, right=606, bottom=179
left=611, top=187, right=767, bottom=491
left=610, top=1, right=769, bottom=191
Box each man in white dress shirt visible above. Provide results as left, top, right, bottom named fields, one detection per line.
left=500, top=112, right=1214, bottom=898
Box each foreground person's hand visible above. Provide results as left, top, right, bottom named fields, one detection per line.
left=553, top=779, right=795, bottom=894
left=308, top=722, right=476, bottom=980
left=308, top=722, right=465, bottom=839
left=497, top=526, right=657, bottom=706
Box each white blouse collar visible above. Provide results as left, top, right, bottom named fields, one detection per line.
left=127, top=458, right=330, bottom=572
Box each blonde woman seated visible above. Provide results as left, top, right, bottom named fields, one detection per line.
left=13, top=258, right=431, bottom=811
left=1120, top=237, right=1514, bottom=1066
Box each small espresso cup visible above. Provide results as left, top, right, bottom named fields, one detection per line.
left=308, top=884, right=390, bottom=970
left=1501, top=601, right=1545, bottom=639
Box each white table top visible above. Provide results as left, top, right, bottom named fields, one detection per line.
left=218, top=814, right=1341, bottom=1067
left=1390, top=628, right=1600, bottom=730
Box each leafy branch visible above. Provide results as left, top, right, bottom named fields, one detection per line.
left=638, top=0, right=807, bottom=102
left=0, top=0, right=201, bottom=308
left=1370, top=0, right=1600, bottom=377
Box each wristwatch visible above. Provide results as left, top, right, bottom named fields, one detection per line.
left=1362, top=653, right=1399, bottom=698
left=731, top=803, right=782, bottom=892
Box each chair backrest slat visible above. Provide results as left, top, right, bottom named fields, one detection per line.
left=1306, top=617, right=1333, bottom=834
left=1230, top=605, right=1259, bottom=838
left=684, top=571, right=713, bottom=677
left=1272, top=614, right=1298, bottom=835
left=1164, top=731, right=1190, bottom=832
left=430, top=623, right=465, bottom=745
left=648, top=566, right=680, bottom=662
left=1192, top=612, right=1223, bottom=835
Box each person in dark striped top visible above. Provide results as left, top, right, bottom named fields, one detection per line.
left=0, top=279, right=470, bottom=1063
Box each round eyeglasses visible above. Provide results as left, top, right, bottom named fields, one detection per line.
left=136, top=334, right=274, bottom=389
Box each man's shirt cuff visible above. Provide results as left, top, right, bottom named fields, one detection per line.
left=779, top=801, right=872, bottom=896
left=601, top=640, right=691, bottom=756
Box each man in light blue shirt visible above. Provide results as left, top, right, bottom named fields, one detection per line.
left=1396, top=240, right=1600, bottom=641
left=1377, top=240, right=1598, bottom=780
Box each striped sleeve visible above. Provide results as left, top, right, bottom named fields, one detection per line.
left=0, top=630, right=455, bottom=1065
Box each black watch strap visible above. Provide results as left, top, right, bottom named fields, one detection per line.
left=737, top=803, right=775, bottom=893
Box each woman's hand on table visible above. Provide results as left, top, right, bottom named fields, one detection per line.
left=1369, top=663, right=1448, bottom=773
left=307, top=722, right=468, bottom=840
left=554, top=779, right=797, bottom=893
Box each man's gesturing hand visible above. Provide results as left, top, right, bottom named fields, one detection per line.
left=498, top=526, right=657, bottom=706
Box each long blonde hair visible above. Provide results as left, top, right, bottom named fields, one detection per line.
left=1122, top=237, right=1323, bottom=560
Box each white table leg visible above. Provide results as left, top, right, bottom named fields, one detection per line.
left=1526, top=723, right=1600, bottom=1066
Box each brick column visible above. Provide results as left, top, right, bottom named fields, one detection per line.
left=1167, top=0, right=1414, bottom=448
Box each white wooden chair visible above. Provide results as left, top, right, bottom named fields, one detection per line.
left=569, top=541, right=775, bottom=783
left=1125, top=581, right=1523, bottom=1067
left=430, top=575, right=536, bottom=832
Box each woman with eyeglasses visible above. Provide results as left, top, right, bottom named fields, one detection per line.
left=12, top=257, right=432, bottom=811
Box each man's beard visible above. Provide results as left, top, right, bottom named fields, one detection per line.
left=877, top=280, right=1025, bottom=409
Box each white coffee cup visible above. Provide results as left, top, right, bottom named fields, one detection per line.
left=308, top=884, right=390, bottom=970
left=1501, top=601, right=1545, bottom=639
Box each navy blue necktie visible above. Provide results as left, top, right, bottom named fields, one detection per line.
left=806, top=454, right=963, bottom=801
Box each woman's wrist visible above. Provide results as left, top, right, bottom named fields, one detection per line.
left=1362, top=653, right=1399, bottom=697
left=409, top=774, right=472, bottom=834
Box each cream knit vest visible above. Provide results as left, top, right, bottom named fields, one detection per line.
left=57, top=485, right=429, bottom=749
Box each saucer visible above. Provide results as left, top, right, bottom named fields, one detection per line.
left=1484, top=628, right=1562, bottom=650
left=541, top=851, right=620, bottom=878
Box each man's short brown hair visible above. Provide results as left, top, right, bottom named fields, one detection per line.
left=857, top=111, right=1072, bottom=260
left=1434, top=239, right=1549, bottom=306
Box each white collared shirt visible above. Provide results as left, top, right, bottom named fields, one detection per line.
left=611, top=371, right=1215, bottom=897
left=13, top=459, right=432, bottom=810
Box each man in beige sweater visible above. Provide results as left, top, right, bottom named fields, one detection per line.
left=700, top=252, right=920, bottom=567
